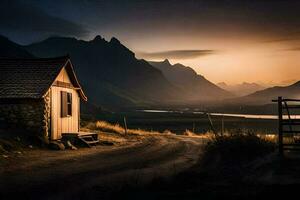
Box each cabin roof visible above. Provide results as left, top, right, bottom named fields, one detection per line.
left=0, top=56, right=87, bottom=101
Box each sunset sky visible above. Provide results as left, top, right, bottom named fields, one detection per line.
left=1, top=0, right=300, bottom=85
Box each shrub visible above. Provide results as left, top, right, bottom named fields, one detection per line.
left=203, top=133, right=276, bottom=165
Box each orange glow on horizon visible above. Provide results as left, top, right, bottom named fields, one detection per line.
left=131, top=35, right=300, bottom=86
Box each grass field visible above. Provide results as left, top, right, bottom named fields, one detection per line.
left=82, top=110, right=278, bottom=135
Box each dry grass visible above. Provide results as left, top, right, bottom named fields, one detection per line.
left=257, top=133, right=277, bottom=143
left=85, top=120, right=219, bottom=138
left=96, top=121, right=125, bottom=134
left=85, top=121, right=264, bottom=141
left=85, top=120, right=165, bottom=136
left=84, top=120, right=292, bottom=147
left=257, top=133, right=300, bottom=144
left=183, top=129, right=197, bottom=137
left=183, top=129, right=215, bottom=139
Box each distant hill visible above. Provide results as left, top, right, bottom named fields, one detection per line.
left=217, top=82, right=265, bottom=96
left=149, top=59, right=232, bottom=101
left=0, top=35, right=33, bottom=58
left=24, top=36, right=183, bottom=107
left=236, top=81, right=300, bottom=105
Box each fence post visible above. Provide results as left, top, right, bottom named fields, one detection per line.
left=123, top=116, right=128, bottom=135
left=278, top=96, right=283, bottom=155
left=192, top=122, right=195, bottom=133
left=207, top=113, right=217, bottom=136
left=221, top=115, right=224, bottom=136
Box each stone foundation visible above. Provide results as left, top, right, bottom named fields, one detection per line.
left=0, top=92, right=51, bottom=138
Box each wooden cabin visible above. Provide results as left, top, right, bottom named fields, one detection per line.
left=0, top=56, right=88, bottom=141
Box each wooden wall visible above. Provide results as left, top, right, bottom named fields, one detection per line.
left=50, top=67, right=80, bottom=140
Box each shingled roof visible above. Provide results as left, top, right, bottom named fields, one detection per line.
left=0, top=56, right=87, bottom=101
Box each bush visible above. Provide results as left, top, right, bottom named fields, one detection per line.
left=203, top=133, right=276, bottom=165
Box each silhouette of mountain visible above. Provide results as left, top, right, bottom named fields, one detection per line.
left=0, top=35, right=33, bottom=58
left=24, top=36, right=183, bottom=107
left=149, top=59, right=232, bottom=101
left=0, top=35, right=235, bottom=107
left=236, top=81, right=300, bottom=104
left=217, top=82, right=265, bottom=96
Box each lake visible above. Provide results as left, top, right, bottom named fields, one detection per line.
left=142, top=109, right=300, bottom=119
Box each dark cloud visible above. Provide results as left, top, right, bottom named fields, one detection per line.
left=1, top=0, right=300, bottom=44
left=137, top=50, right=216, bottom=60
left=44, top=0, right=300, bottom=44
left=0, top=0, right=88, bottom=44
left=262, top=32, right=300, bottom=43
left=284, top=47, right=300, bottom=51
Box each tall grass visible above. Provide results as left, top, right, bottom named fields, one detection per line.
left=84, top=120, right=237, bottom=139
left=85, top=120, right=163, bottom=136
left=84, top=120, right=280, bottom=145
left=96, top=121, right=125, bottom=134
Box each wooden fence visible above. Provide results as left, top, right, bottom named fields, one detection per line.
left=273, top=97, right=300, bottom=155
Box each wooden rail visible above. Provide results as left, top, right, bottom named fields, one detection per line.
left=272, top=98, right=300, bottom=102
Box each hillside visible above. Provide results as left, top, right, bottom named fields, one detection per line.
left=217, top=82, right=265, bottom=96
left=24, top=36, right=183, bottom=107
left=236, top=81, right=300, bottom=105
left=149, top=59, right=232, bottom=101
left=0, top=36, right=33, bottom=58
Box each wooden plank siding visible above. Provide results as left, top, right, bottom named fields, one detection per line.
left=49, top=67, right=80, bottom=140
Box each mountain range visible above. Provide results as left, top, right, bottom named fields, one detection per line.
left=0, top=36, right=33, bottom=58
left=0, top=34, right=299, bottom=108
left=236, top=81, right=300, bottom=105
left=217, top=82, right=265, bottom=96
left=0, top=35, right=230, bottom=107
left=149, top=59, right=232, bottom=101
left=25, top=35, right=184, bottom=107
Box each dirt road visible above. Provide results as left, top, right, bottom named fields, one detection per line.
left=0, top=134, right=205, bottom=200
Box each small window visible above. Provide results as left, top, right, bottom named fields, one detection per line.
left=61, top=91, right=72, bottom=117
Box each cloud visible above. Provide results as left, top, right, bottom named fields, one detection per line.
left=280, top=47, right=300, bottom=52
left=287, top=47, right=300, bottom=51
left=137, top=50, right=216, bottom=60
left=261, top=32, right=300, bottom=43
left=0, top=1, right=88, bottom=43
